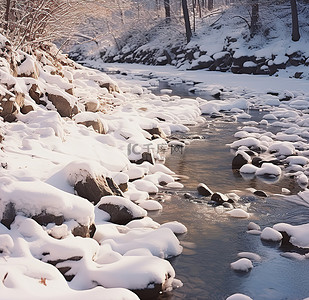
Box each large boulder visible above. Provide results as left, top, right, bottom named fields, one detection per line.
left=46, top=92, right=75, bottom=117
left=74, top=175, right=123, bottom=205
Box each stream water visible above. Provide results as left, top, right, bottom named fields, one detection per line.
left=150, top=114, right=309, bottom=300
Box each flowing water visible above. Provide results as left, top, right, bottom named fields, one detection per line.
left=150, top=112, right=309, bottom=300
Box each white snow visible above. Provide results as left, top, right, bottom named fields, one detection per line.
left=226, top=293, right=253, bottom=300
left=255, top=163, right=282, bottom=177
left=273, top=223, right=309, bottom=248
left=260, top=227, right=283, bottom=242
left=230, top=258, right=253, bottom=272
left=226, top=209, right=249, bottom=218
left=96, top=196, right=147, bottom=219
left=237, top=252, right=261, bottom=261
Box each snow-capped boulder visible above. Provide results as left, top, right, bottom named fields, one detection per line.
left=256, top=163, right=282, bottom=177
left=232, top=151, right=251, bottom=169
left=227, top=209, right=249, bottom=218
left=46, top=90, right=78, bottom=118
left=64, top=161, right=123, bottom=204
left=226, top=293, right=253, bottom=300
left=96, top=196, right=147, bottom=225
left=211, top=192, right=229, bottom=204
left=273, top=222, right=309, bottom=249
left=75, top=175, right=123, bottom=205
left=260, top=227, right=283, bottom=242
left=197, top=183, right=213, bottom=196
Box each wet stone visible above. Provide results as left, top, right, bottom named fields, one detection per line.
left=197, top=183, right=213, bottom=197
left=253, top=190, right=268, bottom=197
left=211, top=192, right=228, bottom=204
left=232, top=153, right=250, bottom=169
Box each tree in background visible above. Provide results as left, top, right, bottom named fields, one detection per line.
left=290, top=0, right=300, bottom=41
left=182, top=0, right=192, bottom=42
left=164, top=0, right=171, bottom=22
left=208, top=0, right=214, bottom=10
left=250, top=0, right=259, bottom=36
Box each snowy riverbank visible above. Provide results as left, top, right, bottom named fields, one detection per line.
left=0, top=36, right=200, bottom=299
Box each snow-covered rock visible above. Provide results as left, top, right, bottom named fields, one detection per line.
left=260, top=227, right=283, bottom=242
left=230, top=258, right=253, bottom=272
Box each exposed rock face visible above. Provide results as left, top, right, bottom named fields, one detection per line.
left=47, top=92, right=74, bottom=117
left=74, top=175, right=123, bottom=205
left=1, top=202, right=15, bottom=228
left=253, top=190, right=268, bottom=197
left=72, top=223, right=96, bottom=238
left=21, top=104, right=34, bottom=114
left=0, top=89, right=24, bottom=121
left=118, top=182, right=128, bottom=192
left=252, top=156, right=263, bottom=167
left=85, top=101, right=99, bottom=112
left=32, top=212, right=65, bottom=226
left=132, top=283, right=163, bottom=300
left=28, top=84, right=43, bottom=104
left=77, top=119, right=106, bottom=134
left=0, top=98, right=15, bottom=119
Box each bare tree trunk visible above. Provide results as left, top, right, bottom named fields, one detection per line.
left=164, top=0, right=171, bottom=23
left=208, top=0, right=214, bottom=10
left=182, top=0, right=192, bottom=43
left=4, top=0, right=11, bottom=31
left=116, top=0, right=125, bottom=25
left=250, top=0, right=259, bottom=36
left=197, top=0, right=202, bottom=18
left=192, top=0, right=196, bottom=32
left=290, top=0, right=300, bottom=41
